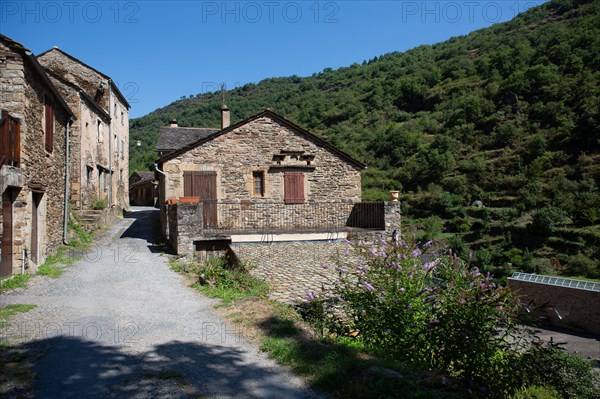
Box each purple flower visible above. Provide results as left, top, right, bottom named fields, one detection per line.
left=411, top=248, right=422, bottom=258
left=357, top=265, right=366, bottom=272
left=363, top=283, right=375, bottom=292
left=306, top=291, right=316, bottom=301
left=368, top=248, right=378, bottom=257
left=322, top=264, right=329, bottom=269
left=399, top=287, right=405, bottom=292
left=425, top=294, right=436, bottom=302
left=423, top=260, right=439, bottom=272
left=423, top=240, right=433, bottom=248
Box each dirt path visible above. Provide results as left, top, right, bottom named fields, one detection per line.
left=1, top=207, right=320, bottom=398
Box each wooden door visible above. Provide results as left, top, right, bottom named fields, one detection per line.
left=31, top=193, right=42, bottom=264
left=197, top=172, right=217, bottom=228
left=183, top=171, right=218, bottom=228
left=1, top=189, right=15, bottom=277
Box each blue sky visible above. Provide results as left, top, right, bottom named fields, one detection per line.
left=1, top=1, right=546, bottom=118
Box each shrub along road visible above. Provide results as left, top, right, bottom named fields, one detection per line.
left=1, top=207, right=319, bottom=399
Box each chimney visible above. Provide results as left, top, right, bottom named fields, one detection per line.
left=169, top=119, right=178, bottom=127
left=221, top=105, right=230, bottom=129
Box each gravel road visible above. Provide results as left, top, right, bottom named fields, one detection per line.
left=1, top=207, right=320, bottom=399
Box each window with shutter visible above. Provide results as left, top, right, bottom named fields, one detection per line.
left=284, top=172, right=304, bottom=204
left=44, top=96, right=54, bottom=152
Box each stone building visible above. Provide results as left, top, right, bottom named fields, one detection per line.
left=1, top=35, right=74, bottom=276
left=37, top=47, right=131, bottom=211
left=129, top=171, right=157, bottom=206
left=156, top=109, right=372, bottom=253
left=156, top=109, right=364, bottom=208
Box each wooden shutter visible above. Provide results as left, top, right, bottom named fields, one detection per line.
left=45, top=98, right=54, bottom=152
left=11, top=117, right=20, bottom=167
left=183, top=171, right=193, bottom=196
left=284, top=172, right=304, bottom=204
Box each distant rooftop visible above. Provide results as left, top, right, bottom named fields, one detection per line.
left=156, top=126, right=219, bottom=154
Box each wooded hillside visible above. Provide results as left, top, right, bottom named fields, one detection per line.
left=130, top=0, right=599, bottom=280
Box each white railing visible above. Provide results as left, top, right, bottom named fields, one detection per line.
left=509, top=272, right=600, bottom=292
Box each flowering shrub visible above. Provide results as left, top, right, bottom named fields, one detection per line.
left=311, top=238, right=527, bottom=396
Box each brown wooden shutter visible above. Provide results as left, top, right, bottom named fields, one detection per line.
left=45, top=99, right=54, bottom=152
left=284, top=172, right=304, bottom=204
left=0, top=111, right=8, bottom=167
left=183, top=171, right=193, bottom=196
left=12, top=117, right=20, bottom=167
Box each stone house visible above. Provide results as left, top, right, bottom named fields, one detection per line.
left=129, top=171, right=157, bottom=206
left=1, top=35, right=74, bottom=276
left=157, top=109, right=364, bottom=207
left=37, top=47, right=131, bottom=211
left=156, top=109, right=375, bottom=254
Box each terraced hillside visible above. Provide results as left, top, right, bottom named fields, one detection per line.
left=130, top=0, right=600, bottom=280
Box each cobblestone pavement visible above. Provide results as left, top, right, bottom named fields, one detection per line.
left=231, top=240, right=360, bottom=304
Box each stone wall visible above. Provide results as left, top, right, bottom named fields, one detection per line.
left=160, top=116, right=362, bottom=205
left=167, top=203, right=204, bottom=255
left=348, top=202, right=402, bottom=244
left=1, top=39, right=69, bottom=273
left=232, top=240, right=356, bottom=303
left=508, top=279, right=600, bottom=335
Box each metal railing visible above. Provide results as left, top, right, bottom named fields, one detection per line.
left=198, top=201, right=385, bottom=234
left=509, top=272, right=600, bottom=292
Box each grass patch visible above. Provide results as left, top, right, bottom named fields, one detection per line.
left=0, top=305, right=36, bottom=331
left=0, top=274, right=30, bottom=292
left=170, top=255, right=269, bottom=306
left=37, top=219, right=96, bottom=278
left=37, top=247, right=75, bottom=278
left=216, top=298, right=465, bottom=399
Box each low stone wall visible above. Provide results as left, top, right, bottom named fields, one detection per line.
left=231, top=240, right=359, bottom=303
left=348, top=202, right=402, bottom=244
left=508, top=279, right=600, bottom=336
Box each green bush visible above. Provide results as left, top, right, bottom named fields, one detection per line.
left=521, top=343, right=600, bottom=399
left=311, top=238, right=526, bottom=396
left=531, top=206, right=567, bottom=236
left=422, top=216, right=443, bottom=241
left=566, top=253, right=599, bottom=279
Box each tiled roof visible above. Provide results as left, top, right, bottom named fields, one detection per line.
left=156, top=126, right=219, bottom=153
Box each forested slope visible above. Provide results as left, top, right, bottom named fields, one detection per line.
left=130, top=0, right=600, bottom=279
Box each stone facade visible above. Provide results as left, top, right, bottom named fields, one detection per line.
left=38, top=48, right=130, bottom=211
left=1, top=36, right=73, bottom=275
left=129, top=171, right=156, bottom=206
left=157, top=111, right=364, bottom=241
left=158, top=112, right=363, bottom=207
